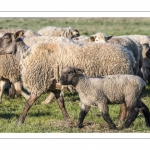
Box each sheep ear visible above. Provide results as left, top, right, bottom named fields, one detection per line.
left=105, top=35, right=113, bottom=41
left=89, top=36, right=95, bottom=42
left=142, top=43, right=149, bottom=49
left=14, top=30, right=24, bottom=39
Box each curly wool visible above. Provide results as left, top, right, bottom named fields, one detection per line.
left=38, top=26, right=76, bottom=39
left=21, top=41, right=135, bottom=96
left=0, top=54, right=20, bottom=83
left=91, top=33, right=140, bottom=75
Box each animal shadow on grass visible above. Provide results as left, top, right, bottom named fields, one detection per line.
left=0, top=113, right=20, bottom=120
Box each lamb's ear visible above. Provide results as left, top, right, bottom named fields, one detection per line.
left=75, top=67, right=84, bottom=74
left=14, top=30, right=24, bottom=39
left=105, top=35, right=113, bottom=41
left=89, top=36, right=95, bottom=42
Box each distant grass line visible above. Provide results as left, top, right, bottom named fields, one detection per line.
left=0, top=17, right=150, bottom=36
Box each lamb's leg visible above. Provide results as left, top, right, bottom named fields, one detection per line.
left=0, top=80, right=7, bottom=103
left=41, top=92, right=55, bottom=104
left=98, top=102, right=116, bottom=129
left=52, top=90, right=70, bottom=120
left=17, top=94, right=38, bottom=124
left=118, top=103, right=127, bottom=125
left=121, top=106, right=139, bottom=129
left=138, top=99, right=150, bottom=127
left=78, top=103, right=91, bottom=128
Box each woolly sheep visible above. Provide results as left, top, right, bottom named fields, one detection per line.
left=0, top=31, right=136, bottom=124
left=60, top=66, right=150, bottom=129
left=23, top=36, right=77, bottom=104
left=90, top=32, right=140, bottom=75
left=0, top=54, right=29, bottom=103
left=0, top=29, right=41, bottom=37
left=118, top=34, right=150, bottom=76
left=38, top=26, right=80, bottom=39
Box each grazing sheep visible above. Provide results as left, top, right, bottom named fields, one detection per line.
left=38, top=26, right=80, bottom=39
left=141, top=43, right=150, bottom=84
left=60, top=66, right=150, bottom=129
left=0, top=29, right=41, bottom=37
left=0, top=31, right=136, bottom=124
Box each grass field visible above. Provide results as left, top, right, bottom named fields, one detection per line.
left=0, top=17, right=150, bottom=133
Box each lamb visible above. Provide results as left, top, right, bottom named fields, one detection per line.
left=37, top=26, right=80, bottom=39
left=60, top=66, right=150, bottom=129
left=0, top=30, right=136, bottom=125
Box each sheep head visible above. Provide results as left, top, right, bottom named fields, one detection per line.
left=142, top=43, right=150, bottom=59
left=70, top=29, right=80, bottom=38
left=0, top=30, right=25, bottom=55
left=60, top=66, right=84, bottom=87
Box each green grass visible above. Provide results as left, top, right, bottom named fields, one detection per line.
left=0, top=17, right=150, bottom=133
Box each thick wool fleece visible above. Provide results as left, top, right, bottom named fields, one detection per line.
left=21, top=41, right=135, bottom=96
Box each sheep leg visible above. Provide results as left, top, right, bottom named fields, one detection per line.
left=118, top=103, right=127, bottom=124
left=52, top=90, right=70, bottom=120
left=0, top=80, right=7, bottom=103
left=41, top=92, right=55, bottom=104
left=17, top=94, right=38, bottom=124
left=78, top=103, right=91, bottom=128
left=137, top=99, right=150, bottom=127
left=98, top=103, right=116, bottom=129
left=9, top=83, right=16, bottom=99
left=13, top=82, right=30, bottom=100
left=121, top=106, right=139, bottom=129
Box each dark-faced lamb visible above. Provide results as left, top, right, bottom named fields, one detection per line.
left=60, top=66, right=150, bottom=129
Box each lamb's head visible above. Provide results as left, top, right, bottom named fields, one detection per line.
left=60, top=66, right=84, bottom=87
left=142, top=43, right=150, bottom=59
left=89, top=33, right=113, bottom=43
left=70, top=29, right=80, bottom=38
left=0, top=30, right=30, bottom=62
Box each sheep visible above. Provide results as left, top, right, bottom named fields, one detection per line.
left=23, top=36, right=77, bottom=104
left=0, top=54, right=30, bottom=103
left=0, top=29, right=41, bottom=37
left=72, top=35, right=90, bottom=44
left=89, top=32, right=140, bottom=75
left=60, top=66, right=150, bottom=129
left=0, top=31, right=136, bottom=125
left=37, top=26, right=80, bottom=39
left=141, top=43, right=150, bottom=84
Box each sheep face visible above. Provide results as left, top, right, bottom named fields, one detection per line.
left=0, top=30, right=25, bottom=55
left=60, top=66, right=84, bottom=87
left=70, top=29, right=80, bottom=38
left=143, top=43, right=150, bottom=59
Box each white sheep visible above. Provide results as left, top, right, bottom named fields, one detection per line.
left=60, top=66, right=150, bottom=129
left=89, top=32, right=140, bottom=75
left=37, top=26, right=80, bottom=39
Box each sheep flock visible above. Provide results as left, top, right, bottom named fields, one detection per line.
left=0, top=25, right=150, bottom=131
